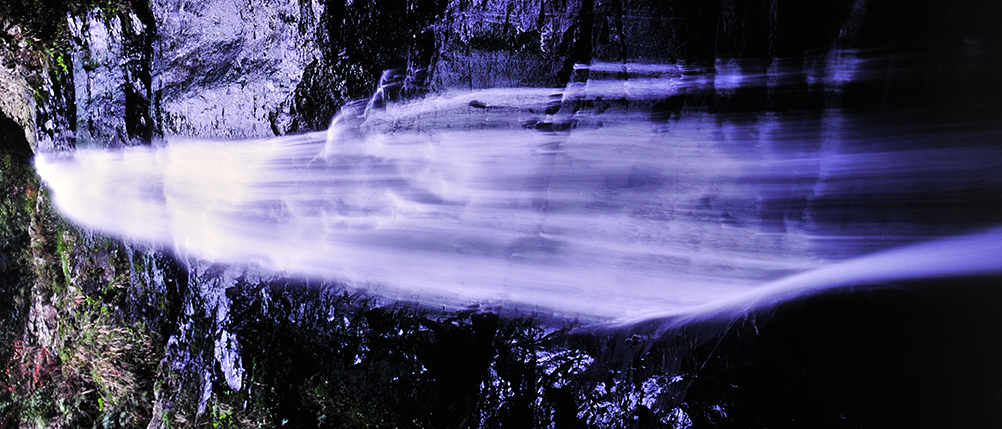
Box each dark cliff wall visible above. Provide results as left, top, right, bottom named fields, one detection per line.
left=7, top=0, right=1001, bottom=145
left=272, top=0, right=1002, bottom=131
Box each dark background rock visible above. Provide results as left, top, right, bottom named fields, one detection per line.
left=13, top=0, right=1000, bottom=144
left=677, top=277, right=1002, bottom=428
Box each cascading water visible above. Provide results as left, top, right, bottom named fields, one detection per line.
left=35, top=55, right=1002, bottom=323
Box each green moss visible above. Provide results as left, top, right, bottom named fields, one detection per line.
left=1, top=161, right=161, bottom=427
left=43, top=48, right=70, bottom=75
left=0, top=113, right=36, bottom=425
left=53, top=230, right=71, bottom=289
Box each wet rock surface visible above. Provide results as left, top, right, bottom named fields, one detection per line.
left=29, top=0, right=1002, bottom=144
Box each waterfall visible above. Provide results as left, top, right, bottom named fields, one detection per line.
left=35, top=58, right=1002, bottom=323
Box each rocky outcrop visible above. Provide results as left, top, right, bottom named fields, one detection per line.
left=69, top=10, right=154, bottom=147
left=65, top=0, right=321, bottom=142
left=152, top=0, right=322, bottom=138
left=0, top=53, right=35, bottom=151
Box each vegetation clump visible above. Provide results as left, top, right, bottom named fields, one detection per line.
left=0, top=93, right=162, bottom=426
left=0, top=110, right=37, bottom=427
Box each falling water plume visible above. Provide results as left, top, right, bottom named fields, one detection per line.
left=35, top=58, right=1002, bottom=322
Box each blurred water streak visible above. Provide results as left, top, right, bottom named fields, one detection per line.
left=37, top=54, right=1002, bottom=321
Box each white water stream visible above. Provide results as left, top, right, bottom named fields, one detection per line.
left=36, top=62, right=1002, bottom=322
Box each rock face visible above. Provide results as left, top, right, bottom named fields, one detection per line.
left=26, top=0, right=1002, bottom=147
left=66, top=0, right=321, bottom=142
left=69, top=10, right=154, bottom=147
left=0, top=55, right=35, bottom=151
left=152, top=0, right=323, bottom=138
